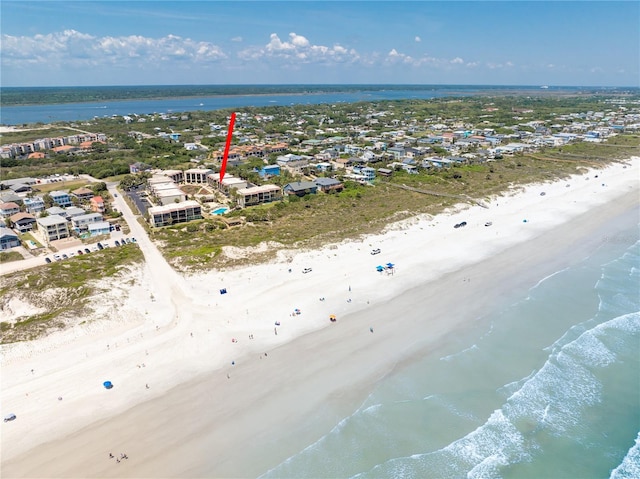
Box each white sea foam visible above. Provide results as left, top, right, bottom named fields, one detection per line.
left=439, top=343, right=479, bottom=362
left=350, top=311, right=639, bottom=479
left=610, top=432, right=640, bottom=479
left=527, top=266, right=570, bottom=298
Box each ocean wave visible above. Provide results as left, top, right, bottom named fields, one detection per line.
left=610, top=431, right=640, bottom=479
left=350, top=312, right=639, bottom=478
left=526, top=266, right=570, bottom=299
left=439, top=343, right=479, bottom=362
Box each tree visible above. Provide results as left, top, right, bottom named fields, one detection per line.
left=43, top=193, right=54, bottom=208
left=91, top=182, right=108, bottom=195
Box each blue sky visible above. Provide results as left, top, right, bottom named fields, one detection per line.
left=1, top=1, right=638, bottom=87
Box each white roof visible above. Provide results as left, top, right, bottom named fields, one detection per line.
left=148, top=200, right=200, bottom=214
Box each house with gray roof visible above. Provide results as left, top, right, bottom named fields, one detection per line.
left=0, top=191, right=23, bottom=205
left=314, top=177, right=344, bottom=193
left=46, top=206, right=68, bottom=218
left=283, top=181, right=318, bottom=197
left=0, top=226, right=20, bottom=250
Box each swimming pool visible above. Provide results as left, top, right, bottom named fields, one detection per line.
left=212, top=207, right=229, bottom=215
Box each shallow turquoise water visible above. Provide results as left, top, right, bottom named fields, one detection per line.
left=260, top=224, right=640, bottom=478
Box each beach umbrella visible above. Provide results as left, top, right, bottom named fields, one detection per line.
left=103, top=381, right=113, bottom=389
left=376, top=265, right=384, bottom=272
left=386, top=263, right=395, bottom=268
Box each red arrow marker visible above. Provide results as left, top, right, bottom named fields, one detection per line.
left=220, top=112, right=236, bottom=182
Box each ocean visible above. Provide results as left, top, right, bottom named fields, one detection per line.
left=0, top=85, right=594, bottom=126
left=259, top=221, right=640, bottom=478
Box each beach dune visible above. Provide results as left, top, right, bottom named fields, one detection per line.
left=1, top=158, right=638, bottom=478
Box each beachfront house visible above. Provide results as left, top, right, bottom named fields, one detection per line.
left=71, top=187, right=94, bottom=201
left=147, top=200, right=202, bottom=227
left=235, top=185, right=282, bottom=208
left=0, top=226, right=20, bottom=250
left=36, top=214, right=70, bottom=244
left=88, top=221, right=112, bottom=237
left=283, top=181, right=318, bottom=197
left=50, top=190, right=72, bottom=207
left=24, top=196, right=45, bottom=214
left=0, top=202, right=21, bottom=218
left=10, top=212, right=37, bottom=233
left=65, top=206, right=87, bottom=220
left=72, top=213, right=104, bottom=233
left=314, top=177, right=344, bottom=194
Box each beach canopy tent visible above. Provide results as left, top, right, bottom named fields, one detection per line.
left=376, top=265, right=384, bottom=272
left=386, top=263, right=395, bottom=269
left=103, top=381, right=113, bottom=389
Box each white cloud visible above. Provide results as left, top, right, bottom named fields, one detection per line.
left=386, top=48, right=468, bottom=68
left=240, top=32, right=360, bottom=65
left=231, top=36, right=243, bottom=43
left=415, top=36, right=421, bottom=42
left=1, top=30, right=227, bottom=68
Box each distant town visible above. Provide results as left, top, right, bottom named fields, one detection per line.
left=1, top=95, right=639, bottom=263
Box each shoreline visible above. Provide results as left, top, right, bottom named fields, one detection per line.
left=1, top=158, right=639, bottom=478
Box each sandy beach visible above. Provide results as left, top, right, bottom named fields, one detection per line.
left=1, top=158, right=639, bottom=478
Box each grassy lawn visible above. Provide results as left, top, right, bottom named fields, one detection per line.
left=0, top=244, right=144, bottom=343
left=33, top=180, right=89, bottom=193
left=0, top=251, right=24, bottom=263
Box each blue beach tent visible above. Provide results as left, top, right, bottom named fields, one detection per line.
left=376, top=265, right=384, bottom=272
left=103, top=381, right=113, bottom=389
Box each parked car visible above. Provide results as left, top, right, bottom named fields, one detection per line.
left=131, top=237, right=136, bottom=242
left=97, top=242, right=104, bottom=250
left=302, top=267, right=313, bottom=274
left=77, top=250, right=83, bottom=255
left=485, top=222, right=493, bottom=227
left=45, top=257, right=52, bottom=264
left=114, top=240, right=121, bottom=247
left=371, top=248, right=381, bottom=255
left=62, top=254, right=68, bottom=259
left=53, top=254, right=61, bottom=261
left=84, top=248, right=91, bottom=254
